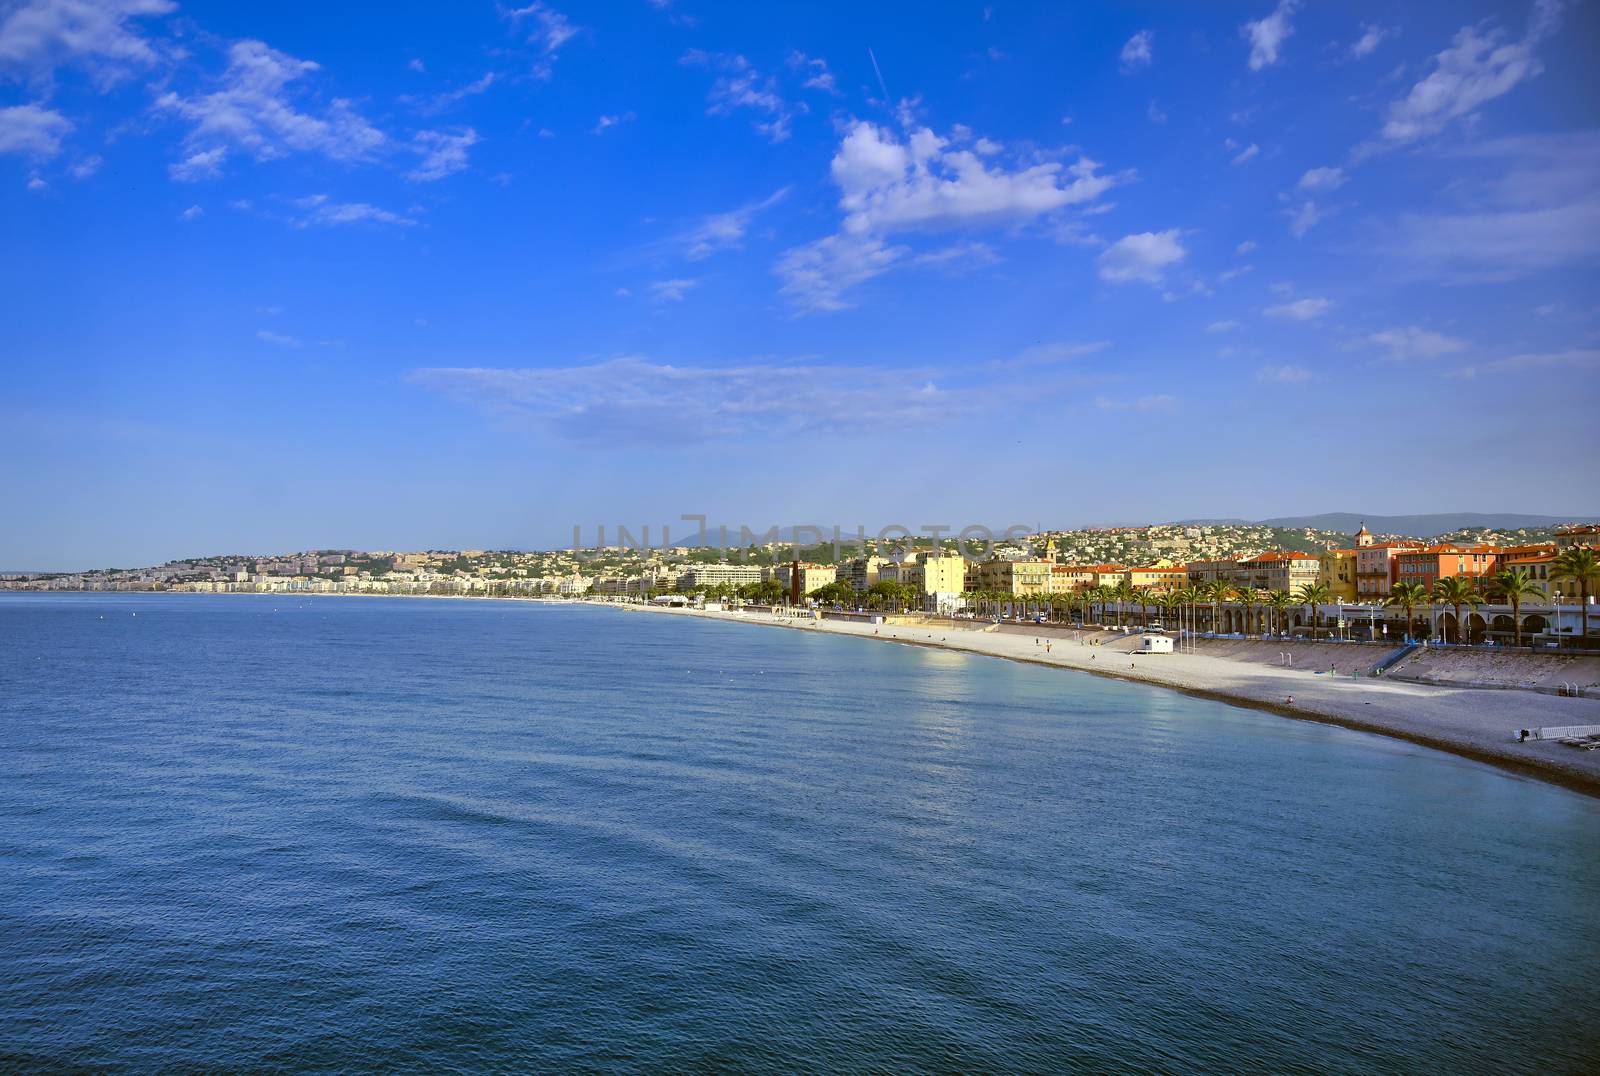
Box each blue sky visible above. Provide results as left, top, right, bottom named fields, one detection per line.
left=2, top=0, right=1597, bottom=569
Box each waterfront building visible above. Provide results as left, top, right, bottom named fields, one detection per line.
left=1356, top=542, right=1422, bottom=598
left=1124, top=565, right=1188, bottom=591
left=1393, top=544, right=1502, bottom=590
left=1556, top=525, right=1600, bottom=551
left=838, top=555, right=888, bottom=593
left=1235, top=551, right=1321, bottom=593
left=1502, top=548, right=1558, bottom=597
left=772, top=562, right=836, bottom=596
left=1318, top=549, right=1359, bottom=601
left=681, top=563, right=764, bottom=590
left=968, top=556, right=1054, bottom=595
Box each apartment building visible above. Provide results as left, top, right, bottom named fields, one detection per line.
left=1318, top=549, right=1358, bottom=601
left=681, top=563, right=764, bottom=589
left=1356, top=542, right=1422, bottom=598
left=771, top=562, right=836, bottom=596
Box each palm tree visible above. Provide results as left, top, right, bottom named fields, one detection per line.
left=1385, top=581, right=1429, bottom=641
left=1265, top=589, right=1294, bottom=638
left=1431, top=575, right=1484, bottom=645
left=1200, top=579, right=1230, bottom=634
left=1296, top=582, right=1332, bottom=639
left=1552, top=547, right=1598, bottom=638
left=1491, top=567, right=1544, bottom=648
left=1235, top=586, right=1260, bottom=636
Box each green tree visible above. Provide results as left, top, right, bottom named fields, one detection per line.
left=1491, top=568, right=1544, bottom=648
left=1552, top=547, right=1598, bottom=638
left=1265, top=589, right=1294, bottom=638
left=1431, top=575, right=1484, bottom=645
left=1204, top=579, right=1235, bottom=634
left=1385, top=581, right=1429, bottom=641
left=1296, top=582, right=1332, bottom=639
left=1235, top=585, right=1260, bottom=636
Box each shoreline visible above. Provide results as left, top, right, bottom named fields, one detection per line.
left=614, top=602, right=1600, bottom=801
left=11, top=590, right=1597, bottom=800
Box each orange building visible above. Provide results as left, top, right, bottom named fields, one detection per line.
left=1393, top=544, right=1501, bottom=589
left=1356, top=542, right=1422, bottom=598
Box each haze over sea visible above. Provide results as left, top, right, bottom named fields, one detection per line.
left=2, top=594, right=1597, bottom=1072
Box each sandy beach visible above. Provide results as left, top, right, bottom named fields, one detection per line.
left=618, top=603, right=1600, bottom=799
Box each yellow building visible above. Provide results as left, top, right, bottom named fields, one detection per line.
left=969, top=557, right=1054, bottom=595
left=772, top=562, right=836, bottom=596
left=1318, top=548, right=1358, bottom=601
left=1124, top=565, right=1188, bottom=591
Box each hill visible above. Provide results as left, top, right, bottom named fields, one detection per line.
left=1252, top=513, right=1577, bottom=537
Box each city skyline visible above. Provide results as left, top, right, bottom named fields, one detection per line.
left=5, top=0, right=1599, bottom=571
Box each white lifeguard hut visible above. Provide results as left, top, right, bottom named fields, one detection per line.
left=1140, top=631, right=1173, bottom=654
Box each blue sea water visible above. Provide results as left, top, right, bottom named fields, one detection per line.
left=1, top=594, right=1597, bottom=1073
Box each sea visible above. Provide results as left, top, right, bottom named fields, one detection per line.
left=1, top=593, right=1597, bottom=1072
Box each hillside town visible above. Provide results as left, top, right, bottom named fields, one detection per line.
left=4, top=521, right=1597, bottom=649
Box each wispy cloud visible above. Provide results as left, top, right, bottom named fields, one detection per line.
left=408, top=128, right=477, bottom=181
left=0, top=0, right=175, bottom=88
left=649, top=278, right=698, bottom=302
left=1374, top=0, right=1562, bottom=148
left=592, top=111, right=635, bottom=135
left=1298, top=166, right=1345, bottom=192
left=1241, top=0, right=1296, bottom=71
left=681, top=50, right=799, bottom=143
left=1450, top=348, right=1598, bottom=379
left=503, top=2, right=579, bottom=79
left=786, top=51, right=838, bottom=94
left=1349, top=23, right=1390, bottom=59
left=1094, top=394, right=1177, bottom=413
left=1119, top=30, right=1152, bottom=73
left=987, top=341, right=1110, bottom=370
left=406, top=356, right=973, bottom=444
left=1256, top=364, right=1312, bottom=383
left=1364, top=326, right=1466, bottom=361
left=256, top=328, right=302, bottom=347
left=684, top=187, right=789, bottom=260
left=155, top=40, right=386, bottom=178
left=1098, top=230, right=1185, bottom=284
left=1263, top=297, right=1331, bottom=320
left=291, top=194, right=416, bottom=228
left=0, top=102, right=71, bottom=157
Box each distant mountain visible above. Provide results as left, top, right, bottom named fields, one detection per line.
left=1254, top=512, right=1577, bottom=536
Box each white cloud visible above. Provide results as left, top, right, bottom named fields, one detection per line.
left=409, top=71, right=495, bottom=115
left=682, top=50, right=799, bottom=143
left=987, top=340, right=1110, bottom=370
left=1242, top=0, right=1296, bottom=71
left=1236, top=239, right=1257, bottom=255
left=67, top=152, right=100, bottom=177
left=1450, top=348, right=1598, bottom=379
left=775, top=233, right=907, bottom=313
left=1207, top=320, right=1239, bottom=332
left=256, top=329, right=301, bottom=347
left=1381, top=130, right=1600, bottom=282
left=408, top=127, right=476, bottom=181
left=407, top=58, right=425, bottom=73
left=178, top=203, right=201, bottom=221
left=1146, top=100, right=1166, bottom=124
left=1350, top=23, right=1390, bottom=59
left=0, top=0, right=174, bottom=86
left=169, top=145, right=225, bottom=181
left=504, top=1, right=578, bottom=78
left=1094, top=394, right=1178, bottom=413
left=1231, top=142, right=1259, bottom=165
left=685, top=187, right=789, bottom=260
left=1120, top=30, right=1152, bottom=73
left=1298, top=166, right=1345, bottom=192
left=776, top=119, right=1120, bottom=311
left=831, top=120, right=1118, bottom=235
left=406, top=356, right=971, bottom=444
left=155, top=40, right=386, bottom=176
left=592, top=112, right=635, bottom=135
left=787, top=50, right=838, bottom=94
left=1097, top=230, right=1185, bottom=284
left=1286, top=199, right=1322, bottom=237
left=649, top=278, right=698, bottom=302
left=291, top=194, right=415, bottom=228
left=0, top=102, right=70, bottom=157
left=1263, top=297, right=1332, bottom=320
left=1378, top=1, right=1562, bottom=146
left=1256, top=364, right=1312, bottom=383
left=1364, top=326, right=1467, bottom=361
